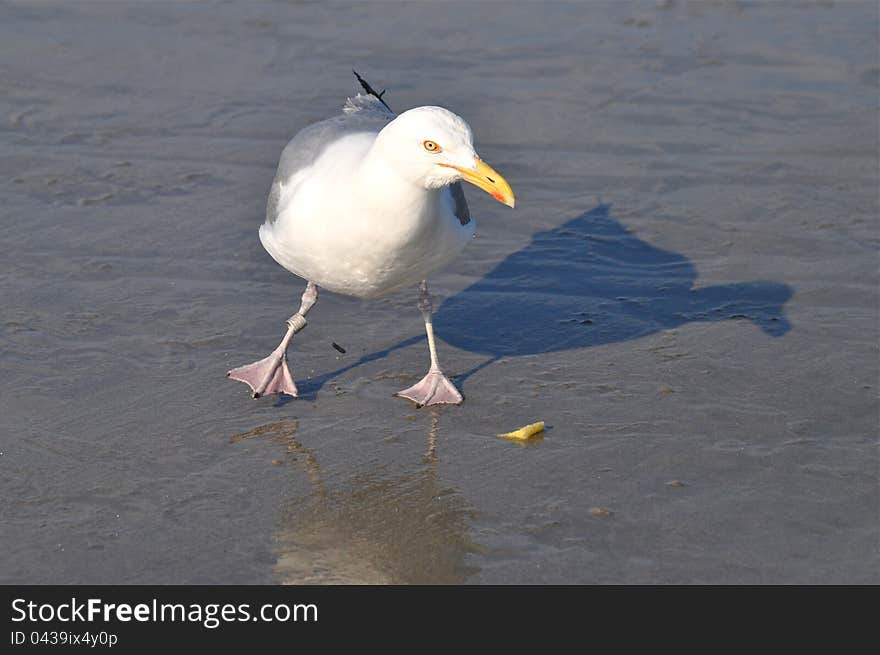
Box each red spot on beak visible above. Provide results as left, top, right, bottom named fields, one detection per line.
left=492, top=191, right=505, bottom=203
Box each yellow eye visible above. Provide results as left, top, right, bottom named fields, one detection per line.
left=423, top=140, right=441, bottom=153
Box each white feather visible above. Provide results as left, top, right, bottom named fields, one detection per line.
left=260, top=104, right=477, bottom=298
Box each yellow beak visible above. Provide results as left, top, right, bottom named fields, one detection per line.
left=441, top=158, right=515, bottom=208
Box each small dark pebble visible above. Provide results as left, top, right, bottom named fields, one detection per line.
left=332, top=342, right=346, bottom=354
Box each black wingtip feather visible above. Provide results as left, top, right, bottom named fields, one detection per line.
left=352, top=69, right=393, bottom=112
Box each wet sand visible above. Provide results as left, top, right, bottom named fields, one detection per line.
left=1, top=1, right=877, bottom=583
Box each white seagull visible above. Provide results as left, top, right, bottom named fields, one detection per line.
left=227, top=73, right=515, bottom=406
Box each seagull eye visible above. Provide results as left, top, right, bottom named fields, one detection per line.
left=423, top=140, right=441, bottom=153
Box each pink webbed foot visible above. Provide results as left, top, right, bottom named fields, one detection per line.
left=395, top=369, right=463, bottom=407
left=227, top=348, right=298, bottom=399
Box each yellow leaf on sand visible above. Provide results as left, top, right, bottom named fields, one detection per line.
left=497, top=421, right=545, bottom=441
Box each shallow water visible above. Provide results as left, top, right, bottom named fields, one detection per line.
left=1, top=1, right=877, bottom=583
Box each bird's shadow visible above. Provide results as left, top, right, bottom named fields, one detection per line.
left=286, top=203, right=792, bottom=404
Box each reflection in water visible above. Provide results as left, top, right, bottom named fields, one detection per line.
left=230, top=414, right=478, bottom=584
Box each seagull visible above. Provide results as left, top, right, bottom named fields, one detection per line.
left=227, top=73, right=515, bottom=407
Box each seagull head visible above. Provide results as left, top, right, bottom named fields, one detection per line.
left=375, top=106, right=515, bottom=208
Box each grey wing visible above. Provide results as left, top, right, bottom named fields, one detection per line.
left=448, top=182, right=471, bottom=226
left=265, top=94, right=395, bottom=225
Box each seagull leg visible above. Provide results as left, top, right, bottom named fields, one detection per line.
left=395, top=280, right=463, bottom=407
left=227, top=282, right=318, bottom=398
